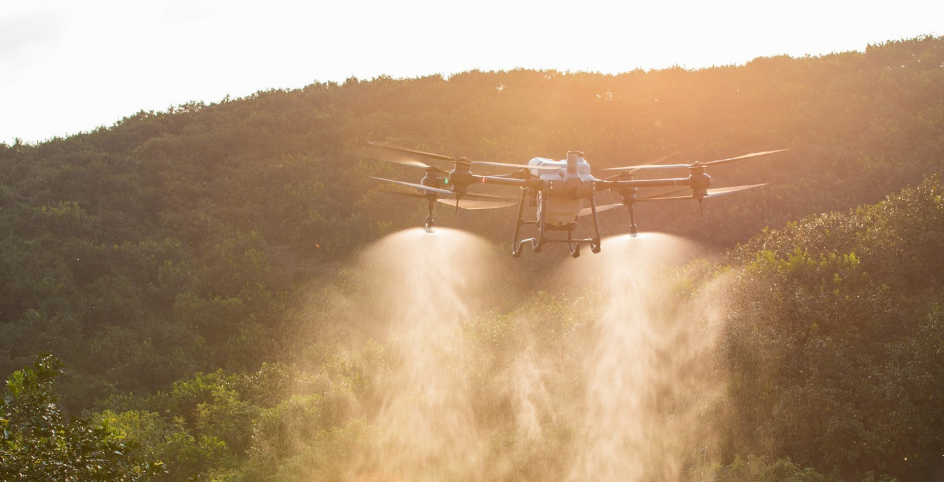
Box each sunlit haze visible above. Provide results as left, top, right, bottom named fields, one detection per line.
left=2, top=0, right=941, bottom=144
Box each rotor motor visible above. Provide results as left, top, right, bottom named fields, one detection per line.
left=688, top=165, right=711, bottom=198
left=447, top=159, right=474, bottom=194
left=420, top=169, right=444, bottom=190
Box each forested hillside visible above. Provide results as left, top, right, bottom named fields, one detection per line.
left=2, top=36, right=944, bottom=481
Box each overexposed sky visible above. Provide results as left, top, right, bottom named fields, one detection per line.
left=1, top=0, right=941, bottom=144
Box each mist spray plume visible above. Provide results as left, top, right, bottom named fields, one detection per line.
left=294, top=229, right=727, bottom=481
left=354, top=228, right=517, bottom=480
left=562, top=233, right=724, bottom=482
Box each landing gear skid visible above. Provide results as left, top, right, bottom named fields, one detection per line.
left=511, top=188, right=602, bottom=258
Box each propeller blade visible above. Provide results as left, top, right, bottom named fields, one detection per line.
left=368, top=141, right=558, bottom=172
left=604, top=149, right=788, bottom=171
left=474, top=160, right=561, bottom=171
left=359, top=154, right=439, bottom=170
left=370, top=176, right=453, bottom=196
left=649, top=150, right=687, bottom=165
left=576, top=185, right=695, bottom=215
left=436, top=198, right=517, bottom=210
left=633, top=194, right=693, bottom=202
left=367, top=141, right=456, bottom=162
left=461, top=192, right=520, bottom=202
left=637, top=187, right=690, bottom=199
left=603, top=162, right=691, bottom=172
left=380, top=186, right=517, bottom=204
left=577, top=187, right=694, bottom=214
left=703, top=149, right=789, bottom=167
left=577, top=203, right=623, bottom=217
left=704, top=183, right=767, bottom=198
left=635, top=183, right=768, bottom=202
left=380, top=189, right=428, bottom=199
left=602, top=151, right=688, bottom=172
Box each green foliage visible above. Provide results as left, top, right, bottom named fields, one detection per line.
left=95, top=346, right=387, bottom=481
left=690, top=456, right=902, bottom=482
left=4, top=35, right=944, bottom=409
left=691, top=455, right=841, bottom=482
left=2, top=35, right=944, bottom=482
left=0, top=353, right=163, bottom=481
left=254, top=419, right=373, bottom=482
left=715, top=178, right=944, bottom=480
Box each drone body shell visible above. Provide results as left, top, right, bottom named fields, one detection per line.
left=529, top=155, right=594, bottom=228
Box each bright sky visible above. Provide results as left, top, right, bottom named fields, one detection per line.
left=1, top=0, right=941, bottom=144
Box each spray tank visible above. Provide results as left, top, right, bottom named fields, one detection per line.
left=528, top=151, right=594, bottom=228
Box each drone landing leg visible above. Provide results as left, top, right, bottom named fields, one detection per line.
left=533, top=194, right=547, bottom=253
left=588, top=194, right=602, bottom=253
left=628, top=203, right=638, bottom=237
left=511, top=189, right=529, bottom=257
left=567, top=231, right=580, bottom=258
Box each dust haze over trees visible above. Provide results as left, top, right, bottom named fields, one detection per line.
left=1, top=35, right=943, bottom=480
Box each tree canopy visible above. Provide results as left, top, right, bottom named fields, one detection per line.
left=1, top=353, right=163, bottom=481
left=1, top=35, right=943, bottom=481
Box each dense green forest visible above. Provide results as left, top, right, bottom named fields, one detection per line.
left=2, top=35, right=944, bottom=480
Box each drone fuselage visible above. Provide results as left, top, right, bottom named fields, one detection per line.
left=529, top=155, right=594, bottom=229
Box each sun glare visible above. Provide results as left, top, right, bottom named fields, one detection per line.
left=1, top=0, right=941, bottom=143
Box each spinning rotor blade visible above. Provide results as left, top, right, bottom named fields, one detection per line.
left=604, top=149, right=788, bottom=172
left=602, top=151, right=689, bottom=173
left=461, top=192, right=520, bottom=202
left=371, top=176, right=518, bottom=202
left=638, top=187, right=690, bottom=199
left=577, top=203, right=623, bottom=217
left=603, top=163, right=691, bottom=172
left=577, top=186, right=696, bottom=216
left=476, top=160, right=561, bottom=171
left=703, top=149, right=789, bottom=167
left=359, top=154, right=439, bottom=170
left=633, top=194, right=693, bottom=202
left=368, top=141, right=557, bottom=172
left=379, top=189, right=517, bottom=210
left=380, top=189, right=428, bottom=199
left=436, top=198, right=517, bottom=210
left=368, top=141, right=456, bottom=162
left=702, top=183, right=768, bottom=198
left=650, top=150, right=686, bottom=165
left=633, top=194, right=689, bottom=202
left=635, top=183, right=768, bottom=201
left=370, top=176, right=454, bottom=196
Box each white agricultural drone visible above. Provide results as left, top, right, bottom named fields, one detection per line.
left=366, top=142, right=787, bottom=258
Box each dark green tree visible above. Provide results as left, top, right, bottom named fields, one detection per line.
left=0, top=353, right=164, bottom=481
